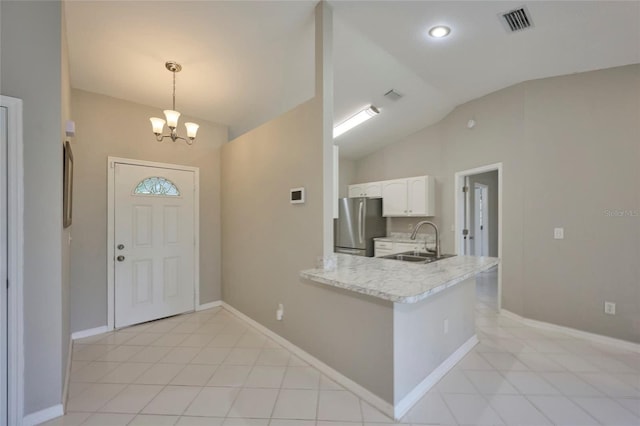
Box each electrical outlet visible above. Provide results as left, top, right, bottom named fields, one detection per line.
left=443, top=319, right=449, bottom=334
left=604, top=301, right=616, bottom=315
left=276, top=303, right=284, bottom=321
left=554, top=228, right=564, bottom=239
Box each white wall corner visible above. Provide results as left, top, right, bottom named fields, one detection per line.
left=22, top=404, right=64, bottom=426
left=196, top=300, right=222, bottom=311
left=62, top=337, right=73, bottom=414
left=71, top=325, right=108, bottom=341
left=393, top=334, right=478, bottom=420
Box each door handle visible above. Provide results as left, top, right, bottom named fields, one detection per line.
left=117, top=255, right=125, bottom=262
left=117, top=244, right=125, bottom=250
left=358, top=201, right=365, bottom=244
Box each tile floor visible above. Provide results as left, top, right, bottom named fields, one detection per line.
left=45, top=268, right=639, bottom=425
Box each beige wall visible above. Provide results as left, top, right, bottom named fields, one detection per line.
left=61, top=3, right=72, bottom=394
left=355, top=65, right=640, bottom=342
left=1, top=0, right=65, bottom=414
left=338, top=157, right=355, bottom=198
left=221, top=97, right=395, bottom=403
left=70, top=89, right=227, bottom=333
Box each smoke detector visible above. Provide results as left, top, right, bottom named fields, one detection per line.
left=500, top=6, right=534, bottom=33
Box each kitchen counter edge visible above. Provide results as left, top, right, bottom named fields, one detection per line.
left=300, top=254, right=500, bottom=304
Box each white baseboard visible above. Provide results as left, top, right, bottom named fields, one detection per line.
left=22, top=404, right=64, bottom=426
left=197, top=300, right=222, bottom=311
left=393, top=334, right=478, bottom=419
left=501, top=310, right=640, bottom=353
left=221, top=302, right=395, bottom=419
left=71, top=325, right=109, bottom=340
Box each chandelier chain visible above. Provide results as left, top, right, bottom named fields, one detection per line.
left=172, top=69, right=176, bottom=111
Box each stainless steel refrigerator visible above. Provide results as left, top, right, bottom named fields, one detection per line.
left=334, top=197, right=387, bottom=257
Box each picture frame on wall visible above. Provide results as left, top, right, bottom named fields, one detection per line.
left=63, top=140, right=73, bottom=228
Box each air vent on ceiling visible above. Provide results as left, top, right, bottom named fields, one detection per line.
left=384, top=89, right=403, bottom=101
left=500, top=6, right=533, bottom=33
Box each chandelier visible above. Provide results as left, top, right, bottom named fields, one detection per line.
left=150, top=61, right=199, bottom=144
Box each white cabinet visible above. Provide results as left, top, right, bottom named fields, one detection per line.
left=348, top=182, right=382, bottom=198
left=349, top=175, right=435, bottom=217
left=348, top=184, right=364, bottom=198
left=382, top=176, right=435, bottom=217
left=374, top=241, right=394, bottom=257
left=381, top=179, right=408, bottom=216
left=374, top=240, right=425, bottom=257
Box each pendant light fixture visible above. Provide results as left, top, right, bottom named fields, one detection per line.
left=150, top=61, right=199, bottom=144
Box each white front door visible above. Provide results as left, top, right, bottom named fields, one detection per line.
left=0, top=105, right=8, bottom=426
left=114, top=163, right=195, bottom=328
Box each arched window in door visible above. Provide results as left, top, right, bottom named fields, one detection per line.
left=133, top=177, right=180, bottom=196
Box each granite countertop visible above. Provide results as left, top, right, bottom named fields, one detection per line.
left=300, top=254, right=499, bottom=304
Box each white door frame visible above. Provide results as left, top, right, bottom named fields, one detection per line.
left=473, top=183, right=489, bottom=256
left=107, top=157, right=200, bottom=331
left=1, top=96, right=25, bottom=425
left=454, top=163, right=502, bottom=311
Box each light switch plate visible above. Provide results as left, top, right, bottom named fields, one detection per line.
left=554, top=228, right=564, bottom=239
left=604, top=301, right=616, bottom=315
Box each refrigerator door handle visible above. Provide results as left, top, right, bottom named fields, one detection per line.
left=358, top=200, right=365, bottom=244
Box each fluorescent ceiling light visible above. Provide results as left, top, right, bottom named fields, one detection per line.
left=428, top=26, right=451, bottom=38
left=333, top=106, right=380, bottom=138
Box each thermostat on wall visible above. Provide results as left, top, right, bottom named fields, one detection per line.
left=290, top=187, right=305, bottom=204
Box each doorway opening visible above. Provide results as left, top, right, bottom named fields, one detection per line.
left=454, top=163, right=502, bottom=312
left=1, top=96, right=24, bottom=426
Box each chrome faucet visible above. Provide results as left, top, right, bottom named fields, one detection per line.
left=410, top=221, right=441, bottom=258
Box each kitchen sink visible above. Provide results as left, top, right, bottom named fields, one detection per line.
left=386, top=254, right=429, bottom=262
left=381, top=251, right=456, bottom=264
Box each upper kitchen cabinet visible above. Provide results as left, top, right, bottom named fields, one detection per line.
left=348, top=182, right=382, bottom=198
left=382, top=176, right=435, bottom=217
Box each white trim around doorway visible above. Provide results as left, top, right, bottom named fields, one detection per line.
left=106, top=157, right=200, bottom=331
left=2, top=96, right=25, bottom=425
left=454, top=162, right=503, bottom=311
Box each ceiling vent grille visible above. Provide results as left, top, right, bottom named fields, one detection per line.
left=384, top=89, right=403, bottom=101
left=501, top=7, right=533, bottom=32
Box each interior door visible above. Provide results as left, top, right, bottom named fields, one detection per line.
left=0, top=106, right=8, bottom=426
left=463, top=176, right=471, bottom=255
left=473, top=184, right=489, bottom=256
left=114, top=163, right=195, bottom=328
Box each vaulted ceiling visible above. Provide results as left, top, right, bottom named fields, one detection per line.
left=64, top=1, right=640, bottom=159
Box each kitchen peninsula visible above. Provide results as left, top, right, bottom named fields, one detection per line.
left=301, top=253, right=499, bottom=419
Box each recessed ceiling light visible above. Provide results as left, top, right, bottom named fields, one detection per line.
left=428, top=26, right=451, bottom=38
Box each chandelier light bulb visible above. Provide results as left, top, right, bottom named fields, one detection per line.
left=163, top=110, right=181, bottom=129
left=150, top=117, right=166, bottom=135
left=185, top=122, right=200, bottom=139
